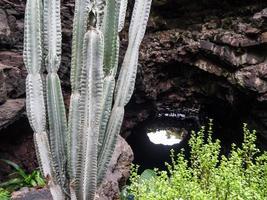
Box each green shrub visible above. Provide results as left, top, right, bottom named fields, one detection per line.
left=124, top=122, right=267, bottom=200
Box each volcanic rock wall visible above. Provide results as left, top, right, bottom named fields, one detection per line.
left=124, top=1, right=267, bottom=150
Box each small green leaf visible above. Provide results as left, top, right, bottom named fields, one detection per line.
left=140, top=169, right=156, bottom=182
left=0, top=160, right=27, bottom=179
left=35, top=171, right=46, bottom=186
left=0, top=178, right=23, bottom=188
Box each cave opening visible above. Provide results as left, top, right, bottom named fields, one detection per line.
left=125, top=75, right=259, bottom=173
left=123, top=50, right=267, bottom=173
left=126, top=111, right=199, bottom=172
left=126, top=106, right=250, bottom=173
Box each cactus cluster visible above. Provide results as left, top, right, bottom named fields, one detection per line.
left=23, top=0, right=152, bottom=199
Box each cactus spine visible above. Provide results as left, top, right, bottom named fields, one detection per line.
left=23, top=0, right=152, bottom=199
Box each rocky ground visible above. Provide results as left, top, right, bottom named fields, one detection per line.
left=0, top=0, right=267, bottom=199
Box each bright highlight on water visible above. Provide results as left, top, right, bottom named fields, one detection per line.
left=147, top=128, right=187, bottom=145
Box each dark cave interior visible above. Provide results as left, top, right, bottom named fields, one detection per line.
left=125, top=61, right=265, bottom=173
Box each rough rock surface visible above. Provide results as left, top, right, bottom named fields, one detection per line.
left=95, top=135, right=134, bottom=200
left=0, top=99, right=25, bottom=128
left=122, top=1, right=267, bottom=150
left=11, top=187, right=51, bottom=200
left=11, top=135, right=133, bottom=200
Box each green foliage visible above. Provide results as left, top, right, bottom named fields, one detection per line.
left=0, top=188, right=11, bottom=200
left=125, top=123, right=267, bottom=200
left=0, top=160, right=45, bottom=192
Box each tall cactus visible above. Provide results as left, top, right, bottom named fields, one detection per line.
left=23, top=0, right=152, bottom=199
left=23, top=0, right=65, bottom=198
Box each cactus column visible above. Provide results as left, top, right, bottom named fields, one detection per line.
left=23, top=0, right=65, bottom=198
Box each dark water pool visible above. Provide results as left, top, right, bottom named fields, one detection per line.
left=126, top=111, right=200, bottom=172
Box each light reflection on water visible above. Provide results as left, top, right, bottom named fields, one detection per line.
left=147, top=128, right=187, bottom=146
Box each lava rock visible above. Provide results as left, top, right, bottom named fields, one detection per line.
left=96, top=135, right=134, bottom=200
left=11, top=187, right=51, bottom=200
left=0, top=99, right=25, bottom=129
